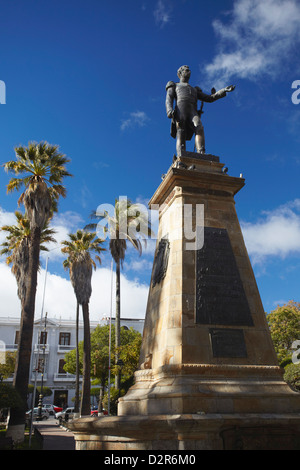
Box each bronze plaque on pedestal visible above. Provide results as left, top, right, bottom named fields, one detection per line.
left=196, top=227, right=253, bottom=326
left=210, top=328, right=247, bottom=358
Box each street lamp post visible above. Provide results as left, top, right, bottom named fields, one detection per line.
left=37, top=312, right=47, bottom=420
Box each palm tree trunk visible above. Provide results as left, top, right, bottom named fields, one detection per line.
left=115, top=259, right=121, bottom=390
left=6, top=226, right=41, bottom=443
left=80, top=301, right=91, bottom=416
left=74, top=301, right=80, bottom=415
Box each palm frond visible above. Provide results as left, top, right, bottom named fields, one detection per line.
left=4, top=142, right=72, bottom=222
left=6, top=177, right=24, bottom=194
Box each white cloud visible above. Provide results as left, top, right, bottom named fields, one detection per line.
left=153, top=0, right=172, bottom=28
left=42, top=211, right=85, bottom=262
left=121, top=111, right=150, bottom=131
left=43, top=267, right=149, bottom=321
left=124, top=257, right=153, bottom=273
left=0, top=207, right=85, bottom=263
left=204, top=0, right=300, bottom=86
left=0, top=263, right=21, bottom=316
left=241, top=199, right=300, bottom=264
left=0, top=262, right=149, bottom=321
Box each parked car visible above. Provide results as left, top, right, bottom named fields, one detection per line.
left=91, top=409, right=108, bottom=416
left=43, top=404, right=59, bottom=415
left=53, top=405, right=63, bottom=413
left=55, top=407, right=74, bottom=424
left=26, top=407, right=49, bottom=421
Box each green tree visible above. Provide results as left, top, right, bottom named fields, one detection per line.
left=0, top=383, right=23, bottom=416
left=91, top=324, right=112, bottom=412
left=61, top=230, right=105, bottom=416
left=64, top=324, right=142, bottom=414
left=283, top=363, right=300, bottom=392
left=0, top=351, right=16, bottom=382
left=0, top=352, right=21, bottom=422
left=267, top=301, right=300, bottom=365
left=3, top=141, right=71, bottom=442
left=86, top=198, right=153, bottom=389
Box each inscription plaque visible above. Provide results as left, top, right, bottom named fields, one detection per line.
left=196, top=227, right=253, bottom=326
left=210, top=328, right=247, bottom=358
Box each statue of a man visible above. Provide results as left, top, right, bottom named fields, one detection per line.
left=166, top=65, right=235, bottom=155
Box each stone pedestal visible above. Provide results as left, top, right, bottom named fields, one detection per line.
left=70, top=152, right=300, bottom=450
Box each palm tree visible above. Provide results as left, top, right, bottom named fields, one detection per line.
left=0, top=211, right=56, bottom=303
left=86, top=198, right=154, bottom=390
left=61, top=230, right=105, bottom=416
left=3, top=141, right=71, bottom=441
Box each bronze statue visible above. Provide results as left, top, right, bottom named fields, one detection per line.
left=166, top=65, right=235, bottom=155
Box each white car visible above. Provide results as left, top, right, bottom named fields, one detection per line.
left=55, top=407, right=74, bottom=423
left=26, top=407, right=49, bottom=421
left=43, top=404, right=57, bottom=415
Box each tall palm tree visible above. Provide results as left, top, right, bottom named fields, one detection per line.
left=0, top=211, right=56, bottom=303
left=3, top=141, right=71, bottom=441
left=87, top=198, right=154, bottom=390
left=61, top=230, right=105, bottom=416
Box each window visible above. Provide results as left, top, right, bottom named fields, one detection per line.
left=40, top=331, right=47, bottom=344
left=14, top=331, right=20, bottom=346
left=59, top=332, right=71, bottom=346
left=58, top=359, right=66, bottom=374
left=37, top=357, right=46, bottom=373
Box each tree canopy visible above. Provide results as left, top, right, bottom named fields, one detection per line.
left=64, top=323, right=142, bottom=387
left=267, top=301, right=300, bottom=365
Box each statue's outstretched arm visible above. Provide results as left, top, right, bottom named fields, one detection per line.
left=197, top=85, right=235, bottom=103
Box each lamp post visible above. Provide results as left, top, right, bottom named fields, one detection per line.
left=37, top=312, right=48, bottom=420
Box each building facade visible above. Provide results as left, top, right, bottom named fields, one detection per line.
left=0, top=316, right=144, bottom=409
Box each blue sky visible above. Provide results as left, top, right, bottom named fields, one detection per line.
left=0, top=0, right=300, bottom=321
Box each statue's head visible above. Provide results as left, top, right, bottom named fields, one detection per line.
left=177, top=65, right=191, bottom=81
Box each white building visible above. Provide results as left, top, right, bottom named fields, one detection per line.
left=0, top=316, right=144, bottom=408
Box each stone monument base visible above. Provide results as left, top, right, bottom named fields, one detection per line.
left=69, top=150, right=300, bottom=450
left=69, top=413, right=300, bottom=450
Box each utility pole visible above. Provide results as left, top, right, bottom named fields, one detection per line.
left=37, top=312, right=48, bottom=419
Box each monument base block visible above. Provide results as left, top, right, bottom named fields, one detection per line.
left=118, top=364, right=300, bottom=416
left=69, top=413, right=300, bottom=450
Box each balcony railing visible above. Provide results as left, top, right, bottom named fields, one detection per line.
left=34, top=344, right=49, bottom=354
left=54, top=373, right=82, bottom=382
left=57, top=344, right=75, bottom=353
left=5, top=344, right=18, bottom=351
